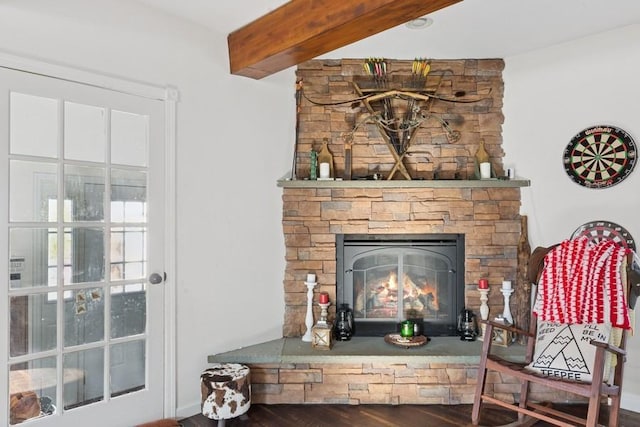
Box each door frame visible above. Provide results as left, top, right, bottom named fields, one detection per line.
left=0, top=50, right=178, bottom=419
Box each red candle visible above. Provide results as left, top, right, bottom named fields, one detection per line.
left=478, top=279, right=489, bottom=289
left=319, top=292, right=329, bottom=304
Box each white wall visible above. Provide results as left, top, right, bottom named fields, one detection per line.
left=502, top=24, right=640, bottom=409
left=0, top=0, right=293, bottom=417
left=2, top=0, right=639, bottom=416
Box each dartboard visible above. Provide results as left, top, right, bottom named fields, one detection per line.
left=571, top=220, right=636, bottom=251
left=563, top=125, right=636, bottom=188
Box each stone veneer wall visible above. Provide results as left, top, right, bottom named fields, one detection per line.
left=249, top=362, right=582, bottom=405
left=282, top=185, right=523, bottom=337
left=295, top=58, right=506, bottom=180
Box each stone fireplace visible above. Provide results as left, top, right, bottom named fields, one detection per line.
left=212, top=175, right=582, bottom=406
left=279, top=179, right=528, bottom=338
left=207, top=58, right=573, bottom=406
left=279, top=58, right=531, bottom=336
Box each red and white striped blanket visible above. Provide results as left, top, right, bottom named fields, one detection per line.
left=533, top=237, right=630, bottom=329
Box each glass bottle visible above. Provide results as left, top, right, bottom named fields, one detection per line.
left=309, top=150, right=317, bottom=180
left=475, top=140, right=489, bottom=164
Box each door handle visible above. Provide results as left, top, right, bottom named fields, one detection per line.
left=148, top=272, right=165, bottom=285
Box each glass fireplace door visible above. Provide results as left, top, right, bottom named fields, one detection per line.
left=340, top=236, right=463, bottom=336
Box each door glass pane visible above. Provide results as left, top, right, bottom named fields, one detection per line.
left=64, top=288, right=104, bottom=347
left=110, top=340, right=145, bottom=397
left=64, top=165, right=105, bottom=222
left=9, top=227, right=54, bottom=289
left=111, top=284, right=146, bottom=339
left=10, top=92, right=58, bottom=158
left=64, top=101, right=106, bottom=162
left=110, top=232, right=124, bottom=280
left=111, top=110, right=148, bottom=167
left=63, top=348, right=103, bottom=410
left=125, top=229, right=145, bottom=261
left=9, top=357, right=58, bottom=424
left=111, top=169, right=147, bottom=223
left=10, top=160, right=57, bottom=222
left=10, top=294, right=57, bottom=357
left=65, top=227, right=105, bottom=285
left=111, top=227, right=146, bottom=281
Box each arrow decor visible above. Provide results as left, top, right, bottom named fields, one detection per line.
left=354, top=58, right=446, bottom=179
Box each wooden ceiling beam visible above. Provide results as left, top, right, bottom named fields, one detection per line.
left=228, top=0, right=462, bottom=79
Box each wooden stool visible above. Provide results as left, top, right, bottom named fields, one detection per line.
left=200, top=364, right=251, bottom=426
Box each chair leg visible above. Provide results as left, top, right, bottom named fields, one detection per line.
left=471, top=367, right=487, bottom=425
left=472, top=328, right=493, bottom=425
left=608, top=395, right=621, bottom=427
left=585, top=395, right=602, bottom=427
left=517, top=379, right=530, bottom=422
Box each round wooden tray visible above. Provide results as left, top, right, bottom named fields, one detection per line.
left=384, top=333, right=428, bottom=348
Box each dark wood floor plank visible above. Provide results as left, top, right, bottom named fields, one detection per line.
left=179, top=404, right=640, bottom=427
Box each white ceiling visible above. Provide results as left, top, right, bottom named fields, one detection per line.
left=135, top=0, right=640, bottom=59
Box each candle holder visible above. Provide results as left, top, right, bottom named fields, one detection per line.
left=317, top=302, right=330, bottom=326
left=477, top=287, right=490, bottom=341
left=301, top=281, right=317, bottom=342
left=491, top=315, right=513, bottom=347
left=312, top=301, right=333, bottom=350
left=501, top=287, right=514, bottom=325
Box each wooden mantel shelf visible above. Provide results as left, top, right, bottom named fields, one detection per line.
left=277, top=176, right=531, bottom=189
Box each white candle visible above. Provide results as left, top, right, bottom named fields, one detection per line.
left=502, top=280, right=512, bottom=290
left=480, top=162, right=491, bottom=179
left=507, top=167, right=515, bottom=179
left=319, top=162, right=330, bottom=178
left=306, top=273, right=316, bottom=283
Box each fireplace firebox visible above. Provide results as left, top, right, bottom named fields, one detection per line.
left=336, top=234, right=465, bottom=337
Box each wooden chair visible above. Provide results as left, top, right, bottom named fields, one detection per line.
left=471, top=252, right=634, bottom=427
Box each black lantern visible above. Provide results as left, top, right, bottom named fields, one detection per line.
left=457, top=309, right=479, bottom=341
left=334, top=303, right=354, bottom=341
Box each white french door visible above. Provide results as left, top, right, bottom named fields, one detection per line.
left=0, top=65, right=169, bottom=426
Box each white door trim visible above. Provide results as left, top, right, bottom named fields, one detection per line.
left=0, top=50, right=179, bottom=418
left=0, top=50, right=170, bottom=101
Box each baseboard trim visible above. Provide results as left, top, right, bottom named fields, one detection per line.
left=622, top=392, right=640, bottom=412
left=176, top=402, right=201, bottom=419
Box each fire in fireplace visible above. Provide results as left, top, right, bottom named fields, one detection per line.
left=336, top=234, right=465, bottom=337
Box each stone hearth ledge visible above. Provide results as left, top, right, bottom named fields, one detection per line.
left=207, top=336, right=525, bottom=365
left=277, top=174, right=531, bottom=189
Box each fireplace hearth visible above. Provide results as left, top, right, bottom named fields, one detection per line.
left=336, top=234, right=465, bottom=337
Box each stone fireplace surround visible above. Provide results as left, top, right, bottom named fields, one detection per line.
left=209, top=59, right=576, bottom=405
left=280, top=58, right=526, bottom=336
left=280, top=178, right=527, bottom=337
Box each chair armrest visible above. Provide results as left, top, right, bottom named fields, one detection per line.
left=481, top=319, right=534, bottom=338
left=590, top=339, right=626, bottom=358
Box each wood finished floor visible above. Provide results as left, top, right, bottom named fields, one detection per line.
left=178, top=404, right=640, bottom=427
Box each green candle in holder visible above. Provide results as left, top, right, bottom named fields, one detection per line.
left=400, top=320, right=414, bottom=338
